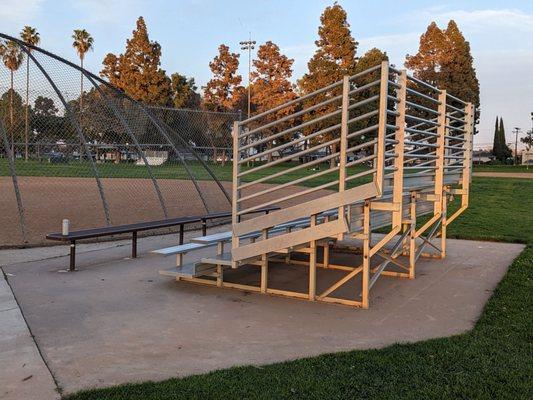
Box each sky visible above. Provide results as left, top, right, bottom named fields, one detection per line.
left=1, top=0, right=532, bottom=148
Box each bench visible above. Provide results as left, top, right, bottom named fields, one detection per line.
left=46, top=206, right=278, bottom=271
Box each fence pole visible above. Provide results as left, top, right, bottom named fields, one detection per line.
left=83, top=73, right=169, bottom=219
left=0, top=120, right=28, bottom=243
left=20, top=45, right=112, bottom=226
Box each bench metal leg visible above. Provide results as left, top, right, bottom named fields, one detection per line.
left=69, top=240, right=76, bottom=271
left=132, top=231, right=137, bottom=258
left=179, top=223, right=184, bottom=245
left=202, top=218, right=207, bottom=236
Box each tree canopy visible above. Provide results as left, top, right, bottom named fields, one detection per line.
left=101, top=17, right=171, bottom=106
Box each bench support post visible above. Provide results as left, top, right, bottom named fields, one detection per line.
left=69, top=240, right=76, bottom=272
left=132, top=231, right=137, bottom=259
left=179, top=224, right=184, bottom=245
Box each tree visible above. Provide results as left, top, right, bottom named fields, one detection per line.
left=100, top=17, right=171, bottom=106
left=203, top=44, right=244, bottom=164
left=170, top=73, right=200, bottom=109
left=203, top=44, right=244, bottom=112
left=297, top=2, right=358, bottom=166
left=20, top=26, right=40, bottom=161
left=72, top=29, right=93, bottom=130
left=250, top=41, right=297, bottom=161
left=0, top=40, right=24, bottom=156
left=405, top=20, right=480, bottom=126
left=498, top=117, right=512, bottom=162
left=521, top=129, right=533, bottom=151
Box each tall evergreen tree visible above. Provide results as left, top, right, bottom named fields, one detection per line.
left=203, top=44, right=244, bottom=112
left=101, top=17, right=171, bottom=105
left=20, top=26, right=40, bottom=161
left=405, top=20, right=480, bottom=126
left=498, top=117, right=512, bottom=161
left=251, top=41, right=297, bottom=161
left=298, top=2, right=358, bottom=166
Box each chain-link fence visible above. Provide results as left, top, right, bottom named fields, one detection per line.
left=0, top=33, right=238, bottom=247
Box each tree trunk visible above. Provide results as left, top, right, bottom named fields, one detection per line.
left=25, top=57, right=30, bottom=161
left=10, top=70, right=14, bottom=158
left=330, top=142, right=337, bottom=168
left=79, top=57, right=84, bottom=161
left=222, top=148, right=226, bottom=167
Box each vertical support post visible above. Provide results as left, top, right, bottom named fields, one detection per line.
left=69, top=241, right=76, bottom=272
left=362, top=200, right=371, bottom=308
left=132, top=231, right=137, bottom=258
left=392, top=70, right=407, bottom=227
left=231, top=122, right=241, bottom=269
left=337, top=75, right=350, bottom=239
left=440, top=188, right=447, bottom=258
left=179, top=223, right=184, bottom=245
left=434, top=90, right=447, bottom=215
left=260, top=229, right=268, bottom=293
left=375, top=61, right=390, bottom=196
left=216, top=241, right=224, bottom=287
left=308, top=214, right=317, bottom=301
left=462, top=103, right=474, bottom=208
left=409, top=192, right=416, bottom=279
left=202, top=218, right=207, bottom=236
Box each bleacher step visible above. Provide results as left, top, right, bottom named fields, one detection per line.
left=159, top=262, right=216, bottom=278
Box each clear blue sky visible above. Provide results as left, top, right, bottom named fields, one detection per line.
left=2, top=0, right=532, bottom=147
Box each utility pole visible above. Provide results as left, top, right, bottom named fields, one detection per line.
left=240, top=33, right=256, bottom=119
left=513, top=127, right=521, bottom=166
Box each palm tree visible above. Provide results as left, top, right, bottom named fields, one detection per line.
left=0, top=40, right=24, bottom=156
left=72, top=29, right=93, bottom=127
left=20, top=26, right=40, bottom=161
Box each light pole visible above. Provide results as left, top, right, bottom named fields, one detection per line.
left=240, top=34, right=256, bottom=119
left=513, top=127, right=521, bottom=166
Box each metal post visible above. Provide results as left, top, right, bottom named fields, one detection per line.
left=375, top=61, right=390, bottom=196
left=69, top=241, right=76, bottom=271
left=392, top=70, right=407, bottom=227
left=132, top=231, right=137, bottom=258
left=179, top=223, right=184, bottom=245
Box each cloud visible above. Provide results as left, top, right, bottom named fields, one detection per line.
left=0, top=0, right=44, bottom=28
left=414, top=8, right=533, bottom=33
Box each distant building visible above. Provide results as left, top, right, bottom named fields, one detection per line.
left=472, top=150, right=494, bottom=164
left=522, top=150, right=533, bottom=166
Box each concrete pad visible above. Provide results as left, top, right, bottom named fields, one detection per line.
left=3, top=238, right=524, bottom=395
left=0, top=272, right=59, bottom=400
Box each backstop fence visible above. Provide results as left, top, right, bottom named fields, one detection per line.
left=0, top=33, right=237, bottom=247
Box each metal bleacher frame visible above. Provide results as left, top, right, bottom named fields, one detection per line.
left=156, top=61, right=474, bottom=309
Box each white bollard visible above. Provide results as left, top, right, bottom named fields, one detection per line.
left=62, top=219, right=70, bottom=236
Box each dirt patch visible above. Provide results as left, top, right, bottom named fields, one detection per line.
left=473, top=172, right=533, bottom=179
left=0, top=177, right=332, bottom=247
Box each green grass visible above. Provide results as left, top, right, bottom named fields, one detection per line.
left=443, top=178, right=532, bottom=244
left=0, top=158, right=372, bottom=187
left=473, top=164, right=532, bottom=173
left=65, top=246, right=533, bottom=400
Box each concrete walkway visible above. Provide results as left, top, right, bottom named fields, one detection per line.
left=1, top=236, right=524, bottom=396
left=0, top=271, right=59, bottom=400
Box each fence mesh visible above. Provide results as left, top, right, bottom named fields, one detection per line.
left=0, top=33, right=237, bottom=247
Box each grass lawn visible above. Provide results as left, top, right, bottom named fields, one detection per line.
left=64, top=176, right=531, bottom=399
left=473, top=164, right=532, bottom=173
